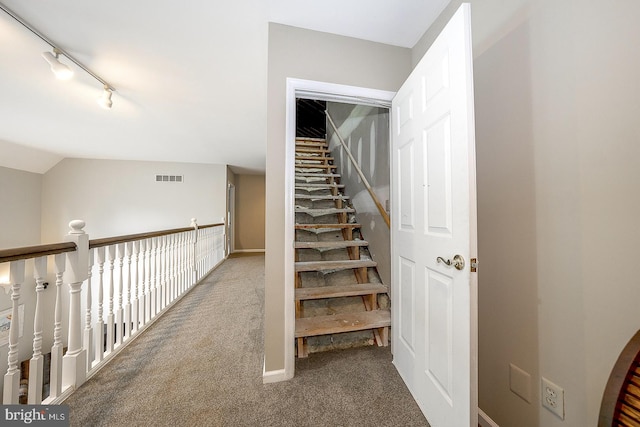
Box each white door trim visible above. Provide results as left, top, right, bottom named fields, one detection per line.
left=283, top=78, right=395, bottom=378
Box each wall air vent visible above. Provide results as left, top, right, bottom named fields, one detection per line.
left=155, top=174, right=184, bottom=183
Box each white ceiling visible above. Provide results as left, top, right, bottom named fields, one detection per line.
left=0, top=0, right=449, bottom=174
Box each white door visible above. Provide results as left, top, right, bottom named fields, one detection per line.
left=391, top=4, right=478, bottom=426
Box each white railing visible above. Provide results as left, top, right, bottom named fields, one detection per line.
left=0, top=219, right=225, bottom=404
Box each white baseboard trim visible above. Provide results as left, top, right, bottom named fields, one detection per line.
left=479, top=408, right=499, bottom=427
left=233, top=249, right=265, bottom=253
left=262, top=367, right=287, bottom=384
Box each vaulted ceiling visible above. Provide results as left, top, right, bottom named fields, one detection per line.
left=0, top=0, right=449, bottom=174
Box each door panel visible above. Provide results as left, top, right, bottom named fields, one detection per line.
left=391, top=4, right=477, bottom=426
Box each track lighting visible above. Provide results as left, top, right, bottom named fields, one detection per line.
left=98, top=86, right=113, bottom=109
left=41, top=49, right=73, bottom=80
left=1, top=2, right=115, bottom=108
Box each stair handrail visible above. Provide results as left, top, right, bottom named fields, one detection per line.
left=325, top=111, right=390, bottom=228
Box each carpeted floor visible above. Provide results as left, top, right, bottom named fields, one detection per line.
left=65, top=254, right=429, bottom=427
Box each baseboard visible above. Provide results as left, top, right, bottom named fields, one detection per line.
left=262, top=367, right=288, bottom=384
left=233, top=249, right=265, bottom=253
left=479, top=408, right=499, bottom=427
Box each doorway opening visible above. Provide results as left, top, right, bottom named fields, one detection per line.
left=283, top=78, right=395, bottom=376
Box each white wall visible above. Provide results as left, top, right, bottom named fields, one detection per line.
left=41, top=158, right=227, bottom=242
left=326, top=103, right=390, bottom=286
left=0, top=166, right=42, bottom=249
left=265, top=23, right=411, bottom=373
left=414, top=1, right=640, bottom=426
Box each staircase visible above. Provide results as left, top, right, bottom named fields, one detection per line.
left=294, top=137, right=390, bottom=358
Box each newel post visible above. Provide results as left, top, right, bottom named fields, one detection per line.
left=191, top=218, right=198, bottom=283
left=62, top=220, right=89, bottom=390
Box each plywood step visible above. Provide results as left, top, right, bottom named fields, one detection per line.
left=295, top=223, right=361, bottom=230
left=296, top=283, right=387, bottom=301
left=295, top=208, right=355, bottom=216
left=296, top=141, right=328, bottom=148
left=296, top=137, right=326, bottom=142
left=295, top=240, right=368, bottom=249
left=295, top=164, right=337, bottom=170
left=295, top=310, right=390, bottom=338
left=295, top=173, right=341, bottom=179
left=296, top=156, right=334, bottom=162
left=295, top=183, right=344, bottom=189
left=294, top=194, right=349, bottom=200
left=295, top=259, right=377, bottom=272
left=295, top=148, right=330, bottom=155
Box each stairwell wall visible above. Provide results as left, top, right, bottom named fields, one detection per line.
left=265, top=23, right=411, bottom=375
left=326, top=103, right=391, bottom=286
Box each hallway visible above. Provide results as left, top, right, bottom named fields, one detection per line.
left=65, top=254, right=428, bottom=427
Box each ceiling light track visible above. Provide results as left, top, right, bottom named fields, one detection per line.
left=0, top=2, right=116, bottom=105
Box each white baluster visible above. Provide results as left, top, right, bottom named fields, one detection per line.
left=3, top=260, right=25, bottom=404
left=94, top=247, right=105, bottom=363
left=132, top=241, right=140, bottom=333
left=171, top=234, right=178, bottom=301
left=143, top=239, right=150, bottom=324
left=124, top=242, right=132, bottom=340
left=83, top=249, right=94, bottom=372
left=177, top=233, right=184, bottom=295
left=106, top=245, right=115, bottom=354
left=158, top=236, right=166, bottom=310
left=165, top=236, right=171, bottom=306
left=28, top=256, right=47, bottom=403
left=115, top=243, right=124, bottom=346
left=62, top=219, right=89, bottom=390
left=49, top=254, right=65, bottom=399
left=191, top=218, right=198, bottom=285
left=156, top=237, right=163, bottom=313
left=149, top=238, right=156, bottom=318
left=166, top=235, right=173, bottom=304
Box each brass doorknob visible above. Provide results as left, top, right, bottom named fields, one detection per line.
left=436, top=254, right=465, bottom=271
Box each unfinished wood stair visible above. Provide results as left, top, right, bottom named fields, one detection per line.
left=294, top=136, right=390, bottom=358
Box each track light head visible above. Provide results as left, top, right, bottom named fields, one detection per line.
left=98, top=86, right=113, bottom=109
left=41, top=50, right=73, bottom=80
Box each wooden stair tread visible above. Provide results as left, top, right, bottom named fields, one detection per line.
left=295, top=148, right=330, bottom=154
left=295, top=208, right=355, bottom=215
left=294, top=194, right=349, bottom=200
left=296, top=283, right=387, bottom=301
left=295, top=240, right=368, bottom=249
left=295, top=183, right=344, bottom=188
left=295, top=165, right=337, bottom=169
left=296, top=156, right=334, bottom=161
left=295, top=173, right=341, bottom=178
left=295, top=259, right=377, bottom=272
left=295, top=223, right=361, bottom=229
left=296, top=142, right=328, bottom=148
left=295, top=310, right=390, bottom=338
left=296, top=138, right=327, bottom=143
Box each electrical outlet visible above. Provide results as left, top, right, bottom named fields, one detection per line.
left=541, top=377, right=565, bottom=420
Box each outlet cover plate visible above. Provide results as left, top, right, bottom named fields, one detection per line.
left=541, top=377, right=565, bottom=419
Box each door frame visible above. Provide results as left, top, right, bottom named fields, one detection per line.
left=227, top=183, right=235, bottom=255
left=283, top=78, right=395, bottom=377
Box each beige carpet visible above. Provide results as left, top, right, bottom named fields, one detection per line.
left=65, top=254, right=429, bottom=427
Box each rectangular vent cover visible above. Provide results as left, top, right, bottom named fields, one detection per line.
left=155, top=174, right=184, bottom=183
